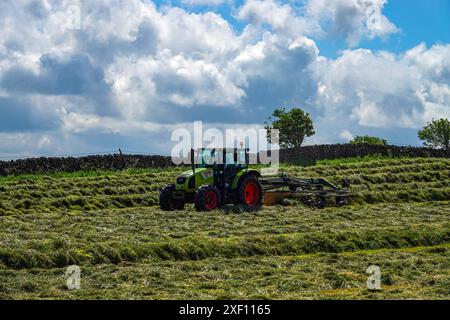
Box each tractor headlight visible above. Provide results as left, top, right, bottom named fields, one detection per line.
left=176, top=177, right=186, bottom=184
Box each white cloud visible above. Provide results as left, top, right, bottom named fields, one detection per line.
left=306, top=0, right=398, bottom=46
left=237, top=0, right=398, bottom=47
left=37, top=135, right=52, bottom=148
left=238, top=0, right=296, bottom=29
left=351, top=95, right=391, bottom=128
left=313, top=43, right=450, bottom=143
left=339, top=129, right=354, bottom=141
left=405, top=43, right=450, bottom=84
left=238, top=0, right=316, bottom=37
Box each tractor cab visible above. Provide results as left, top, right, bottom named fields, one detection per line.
left=193, top=148, right=248, bottom=168
left=192, top=148, right=250, bottom=199
left=160, top=148, right=263, bottom=211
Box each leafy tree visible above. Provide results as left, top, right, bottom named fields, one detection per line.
left=265, top=107, right=315, bottom=152
left=350, top=135, right=388, bottom=146
left=418, top=118, right=450, bottom=150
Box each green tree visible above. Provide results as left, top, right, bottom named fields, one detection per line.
left=265, top=107, right=315, bottom=152
left=350, top=135, right=388, bottom=146
left=418, top=118, right=450, bottom=150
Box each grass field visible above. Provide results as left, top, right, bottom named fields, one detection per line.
left=0, top=156, right=449, bottom=299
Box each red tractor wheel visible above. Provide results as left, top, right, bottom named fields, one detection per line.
left=195, top=185, right=221, bottom=211
left=237, top=175, right=263, bottom=211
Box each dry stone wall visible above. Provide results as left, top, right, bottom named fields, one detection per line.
left=0, top=144, right=448, bottom=176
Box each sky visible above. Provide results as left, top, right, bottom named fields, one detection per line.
left=0, top=0, right=449, bottom=159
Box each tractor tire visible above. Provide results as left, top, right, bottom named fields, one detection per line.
left=159, top=184, right=185, bottom=211
left=336, top=196, right=348, bottom=206
left=237, top=175, right=263, bottom=211
left=194, top=184, right=221, bottom=211
left=314, top=196, right=327, bottom=209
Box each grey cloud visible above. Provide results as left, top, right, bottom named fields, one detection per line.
left=1, top=54, right=110, bottom=96
left=25, top=0, right=50, bottom=19
left=75, top=20, right=158, bottom=66
left=0, top=97, right=61, bottom=132
left=306, top=0, right=398, bottom=46
left=133, top=21, right=159, bottom=55
left=235, top=37, right=320, bottom=119
left=330, top=2, right=362, bottom=40
left=154, top=72, right=196, bottom=99
left=1, top=54, right=118, bottom=117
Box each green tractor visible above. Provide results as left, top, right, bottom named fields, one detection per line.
left=159, top=148, right=263, bottom=211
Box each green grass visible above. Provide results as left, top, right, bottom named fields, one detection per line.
left=314, top=154, right=405, bottom=166
left=1, top=244, right=448, bottom=299
left=0, top=156, right=449, bottom=299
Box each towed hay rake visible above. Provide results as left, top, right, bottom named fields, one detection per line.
left=260, top=175, right=352, bottom=208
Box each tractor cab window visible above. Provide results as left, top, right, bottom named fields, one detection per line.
left=195, top=148, right=248, bottom=167
left=197, top=149, right=222, bottom=166
left=238, top=149, right=247, bottom=165
left=227, top=149, right=247, bottom=166
left=225, top=152, right=234, bottom=165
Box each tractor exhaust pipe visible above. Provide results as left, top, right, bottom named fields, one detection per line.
left=191, top=148, right=195, bottom=175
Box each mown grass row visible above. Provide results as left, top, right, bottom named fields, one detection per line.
left=0, top=157, right=448, bottom=215
left=294, top=162, right=450, bottom=178
left=2, top=183, right=449, bottom=215
left=310, top=156, right=449, bottom=170
left=1, top=244, right=449, bottom=299
left=4, top=187, right=449, bottom=214
left=0, top=223, right=448, bottom=269
left=2, top=158, right=447, bottom=189
left=2, top=203, right=447, bottom=252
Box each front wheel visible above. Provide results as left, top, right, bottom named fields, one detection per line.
left=237, top=175, right=263, bottom=211
left=159, top=184, right=185, bottom=211
left=195, top=185, right=221, bottom=211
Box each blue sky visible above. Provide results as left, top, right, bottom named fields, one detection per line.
left=358, top=0, right=450, bottom=54
left=0, top=0, right=449, bottom=158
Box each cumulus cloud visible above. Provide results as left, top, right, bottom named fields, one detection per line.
left=306, top=0, right=398, bottom=46
left=237, top=0, right=398, bottom=46
left=405, top=43, right=450, bottom=84
left=152, top=54, right=245, bottom=107
left=2, top=54, right=110, bottom=96
left=0, top=0, right=448, bottom=158
left=312, top=44, right=450, bottom=143
left=229, top=34, right=320, bottom=118
left=237, top=0, right=316, bottom=38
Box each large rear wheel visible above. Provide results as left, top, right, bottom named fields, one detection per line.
left=159, top=184, right=185, bottom=211
left=195, top=185, right=221, bottom=211
left=237, top=175, right=263, bottom=211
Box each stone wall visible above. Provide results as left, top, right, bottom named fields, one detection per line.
left=0, top=144, right=448, bottom=176
left=0, top=154, right=174, bottom=176
left=278, top=144, right=450, bottom=163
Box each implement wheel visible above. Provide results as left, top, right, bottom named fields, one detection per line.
left=237, top=175, right=263, bottom=211
left=159, top=184, right=185, bottom=211
left=314, top=196, right=326, bottom=209
left=195, top=185, right=221, bottom=211
left=336, top=196, right=349, bottom=206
